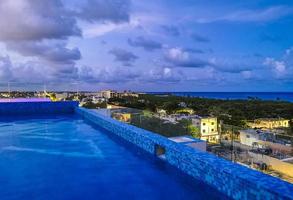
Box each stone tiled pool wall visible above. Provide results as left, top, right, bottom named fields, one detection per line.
left=76, top=108, right=293, bottom=200
left=0, top=101, right=78, bottom=115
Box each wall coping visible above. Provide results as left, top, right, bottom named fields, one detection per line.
left=0, top=101, right=79, bottom=115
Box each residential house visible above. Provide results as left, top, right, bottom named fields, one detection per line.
left=191, top=116, right=219, bottom=143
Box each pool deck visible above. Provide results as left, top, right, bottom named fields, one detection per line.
left=0, top=101, right=292, bottom=200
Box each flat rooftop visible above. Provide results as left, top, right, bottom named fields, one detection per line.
left=169, top=136, right=204, bottom=144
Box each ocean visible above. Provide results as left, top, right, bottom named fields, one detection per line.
left=148, top=92, right=293, bottom=102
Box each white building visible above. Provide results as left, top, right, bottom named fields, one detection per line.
left=100, top=90, right=114, bottom=99
left=239, top=129, right=292, bottom=152
left=239, top=129, right=265, bottom=148
left=98, top=90, right=139, bottom=99
left=92, top=96, right=106, bottom=103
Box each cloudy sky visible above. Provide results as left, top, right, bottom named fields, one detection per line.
left=0, top=0, right=293, bottom=91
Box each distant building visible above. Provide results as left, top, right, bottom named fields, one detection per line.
left=239, top=129, right=292, bottom=153
left=100, top=90, right=116, bottom=99
left=178, top=102, right=187, bottom=108
left=191, top=116, right=219, bottom=143
left=160, top=115, right=178, bottom=124
left=160, top=114, right=189, bottom=124
left=112, top=113, right=132, bottom=123
left=98, top=90, right=139, bottom=99
left=175, top=108, right=194, bottom=115
left=92, top=96, right=106, bottom=103
left=169, top=136, right=206, bottom=151
left=119, top=91, right=139, bottom=98
left=247, top=118, right=289, bottom=129
left=239, top=129, right=266, bottom=148
left=55, top=92, right=68, bottom=100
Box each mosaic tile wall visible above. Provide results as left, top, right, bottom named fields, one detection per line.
left=0, top=101, right=78, bottom=115
left=76, top=108, right=293, bottom=200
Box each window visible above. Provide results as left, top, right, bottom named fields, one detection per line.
left=246, top=135, right=250, bottom=138
left=203, top=123, right=206, bottom=126
left=211, top=129, right=214, bottom=132
left=211, top=122, right=214, bottom=125
left=202, top=129, right=206, bottom=133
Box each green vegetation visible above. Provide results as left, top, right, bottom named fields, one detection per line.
left=130, top=114, right=194, bottom=137
left=180, top=119, right=201, bottom=138
left=109, top=94, right=293, bottom=128
left=82, top=101, right=107, bottom=109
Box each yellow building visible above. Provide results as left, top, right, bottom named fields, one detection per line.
left=247, top=118, right=289, bottom=129
left=175, top=108, right=194, bottom=115
left=112, top=113, right=131, bottom=123
left=192, top=116, right=219, bottom=143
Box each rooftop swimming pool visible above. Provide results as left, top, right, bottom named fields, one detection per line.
left=0, top=115, right=229, bottom=200
left=0, top=101, right=292, bottom=200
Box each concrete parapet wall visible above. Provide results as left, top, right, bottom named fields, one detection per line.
left=0, top=101, right=79, bottom=115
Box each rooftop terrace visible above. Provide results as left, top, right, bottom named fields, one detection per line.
left=0, top=101, right=292, bottom=200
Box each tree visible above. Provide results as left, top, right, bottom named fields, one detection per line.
left=179, top=119, right=201, bottom=138
left=189, top=126, right=201, bottom=138
left=82, top=101, right=107, bottom=109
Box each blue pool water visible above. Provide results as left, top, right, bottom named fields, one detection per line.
left=0, top=115, right=229, bottom=200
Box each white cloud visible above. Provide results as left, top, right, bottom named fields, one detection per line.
left=241, top=70, right=253, bottom=79
left=7, top=41, right=81, bottom=64
left=0, top=56, right=13, bottom=80
left=75, top=0, right=130, bottom=24
left=0, top=0, right=81, bottom=41
left=164, top=48, right=210, bottom=68
left=264, top=58, right=286, bottom=77
left=83, top=23, right=125, bottom=38
left=82, top=17, right=141, bottom=38
left=143, top=67, right=184, bottom=83
left=0, top=0, right=134, bottom=87
left=197, top=6, right=293, bottom=23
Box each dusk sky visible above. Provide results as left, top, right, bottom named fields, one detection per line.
left=0, top=0, right=293, bottom=91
